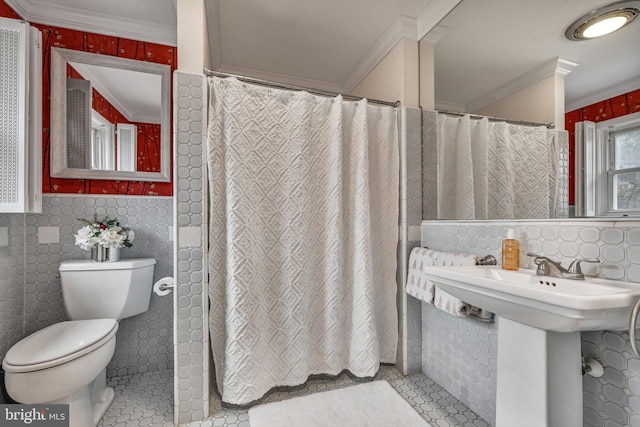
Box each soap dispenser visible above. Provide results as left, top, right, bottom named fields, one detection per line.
left=502, top=228, right=520, bottom=271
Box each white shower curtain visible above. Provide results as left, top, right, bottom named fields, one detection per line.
left=437, top=113, right=561, bottom=219
left=207, top=77, right=399, bottom=405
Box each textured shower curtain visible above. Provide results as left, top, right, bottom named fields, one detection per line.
left=207, top=77, right=399, bottom=405
left=437, top=114, right=561, bottom=219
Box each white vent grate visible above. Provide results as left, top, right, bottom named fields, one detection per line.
left=0, top=25, right=21, bottom=204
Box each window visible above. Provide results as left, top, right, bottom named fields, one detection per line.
left=576, top=111, right=640, bottom=217
left=609, top=124, right=640, bottom=211
left=91, top=110, right=115, bottom=171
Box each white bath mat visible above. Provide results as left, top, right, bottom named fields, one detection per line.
left=248, top=380, right=430, bottom=427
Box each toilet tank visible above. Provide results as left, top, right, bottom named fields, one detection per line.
left=59, top=258, right=156, bottom=320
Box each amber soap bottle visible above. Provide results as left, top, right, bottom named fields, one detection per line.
left=502, top=228, right=520, bottom=270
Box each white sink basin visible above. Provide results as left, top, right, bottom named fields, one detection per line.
left=423, top=265, right=640, bottom=332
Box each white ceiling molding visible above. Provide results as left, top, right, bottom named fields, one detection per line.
left=435, top=99, right=465, bottom=112
left=5, top=0, right=177, bottom=46
left=466, top=57, right=579, bottom=113
left=342, top=15, right=419, bottom=94
left=218, top=64, right=344, bottom=94
left=343, top=0, right=460, bottom=94
left=566, top=76, right=640, bottom=113
left=421, top=24, right=450, bottom=45
left=555, top=58, right=579, bottom=76
left=416, top=0, right=462, bottom=41
left=205, top=0, right=221, bottom=70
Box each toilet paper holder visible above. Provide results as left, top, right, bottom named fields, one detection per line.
left=153, top=277, right=175, bottom=296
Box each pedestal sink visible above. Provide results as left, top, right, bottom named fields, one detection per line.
left=422, top=265, right=640, bottom=427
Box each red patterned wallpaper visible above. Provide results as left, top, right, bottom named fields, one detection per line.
left=566, top=89, right=640, bottom=205
left=0, top=0, right=19, bottom=19
left=0, top=0, right=176, bottom=196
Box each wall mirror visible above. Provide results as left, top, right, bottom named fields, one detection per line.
left=50, top=47, right=171, bottom=182
left=421, top=0, right=640, bottom=220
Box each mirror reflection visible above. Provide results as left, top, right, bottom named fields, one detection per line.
left=421, top=0, right=640, bottom=220
left=51, top=47, right=170, bottom=182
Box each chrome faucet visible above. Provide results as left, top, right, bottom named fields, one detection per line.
left=527, top=253, right=600, bottom=280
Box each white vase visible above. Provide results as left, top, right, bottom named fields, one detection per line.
left=91, top=245, right=121, bottom=262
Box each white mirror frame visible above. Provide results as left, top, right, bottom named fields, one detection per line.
left=50, top=47, right=171, bottom=182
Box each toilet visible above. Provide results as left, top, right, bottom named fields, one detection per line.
left=2, top=258, right=156, bottom=427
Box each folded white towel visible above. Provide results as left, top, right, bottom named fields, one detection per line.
left=406, top=247, right=481, bottom=317
left=406, top=248, right=440, bottom=303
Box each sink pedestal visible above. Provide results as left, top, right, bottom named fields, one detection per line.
left=496, top=318, right=582, bottom=427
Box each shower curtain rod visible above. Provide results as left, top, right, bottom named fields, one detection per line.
left=436, top=109, right=555, bottom=129
left=204, top=68, right=401, bottom=108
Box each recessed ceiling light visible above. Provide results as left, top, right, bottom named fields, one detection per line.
left=566, top=0, right=640, bottom=41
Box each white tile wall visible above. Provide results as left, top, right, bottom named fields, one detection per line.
left=0, top=214, right=25, bottom=368
left=173, top=71, right=209, bottom=424
left=397, top=107, right=423, bottom=375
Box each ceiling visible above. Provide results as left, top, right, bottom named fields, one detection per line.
left=7, top=0, right=640, bottom=112
left=430, top=0, right=640, bottom=112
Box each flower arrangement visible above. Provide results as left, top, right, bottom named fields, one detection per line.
left=74, top=215, right=135, bottom=251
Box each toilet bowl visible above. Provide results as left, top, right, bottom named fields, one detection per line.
left=2, top=258, right=156, bottom=427
left=3, top=319, right=118, bottom=427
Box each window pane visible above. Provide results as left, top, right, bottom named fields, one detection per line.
left=614, top=171, right=640, bottom=210
left=614, top=127, right=640, bottom=169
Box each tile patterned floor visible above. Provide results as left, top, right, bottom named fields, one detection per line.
left=99, top=366, right=490, bottom=427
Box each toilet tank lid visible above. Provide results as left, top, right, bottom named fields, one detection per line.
left=60, top=258, right=156, bottom=271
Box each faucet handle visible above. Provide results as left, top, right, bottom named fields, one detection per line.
left=527, top=253, right=557, bottom=265
left=567, top=258, right=600, bottom=274
left=527, top=252, right=544, bottom=263
left=526, top=253, right=558, bottom=275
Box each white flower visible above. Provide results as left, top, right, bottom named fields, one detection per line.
left=74, top=225, right=99, bottom=250
left=97, top=227, right=126, bottom=248
left=74, top=216, right=135, bottom=251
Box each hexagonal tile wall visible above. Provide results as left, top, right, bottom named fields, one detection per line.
left=0, top=213, right=25, bottom=363
left=173, top=71, right=209, bottom=424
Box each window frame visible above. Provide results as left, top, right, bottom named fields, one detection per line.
left=578, top=111, right=640, bottom=217
left=606, top=122, right=640, bottom=213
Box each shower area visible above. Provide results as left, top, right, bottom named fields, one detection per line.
left=170, top=70, right=567, bottom=425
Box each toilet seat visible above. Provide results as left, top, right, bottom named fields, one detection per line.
left=3, top=319, right=118, bottom=373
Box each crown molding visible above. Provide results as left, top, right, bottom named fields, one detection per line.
left=343, top=0, right=460, bottom=94
left=417, top=0, right=462, bottom=41
left=342, top=15, right=418, bottom=94
left=566, top=77, right=640, bottom=112
left=218, top=64, right=344, bottom=94
left=435, top=99, right=465, bottom=112
left=466, top=57, right=579, bottom=113
left=5, top=0, right=177, bottom=46
left=421, top=24, right=450, bottom=45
